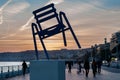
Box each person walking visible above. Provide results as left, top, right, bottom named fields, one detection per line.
left=97, top=59, right=102, bottom=73
left=84, top=59, right=90, bottom=77
left=77, top=61, right=82, bottom=74
left=22, top=60, right=27, bottom=75
left=68, top=61, right=72, bottom=73
left=92, top=59, right=97, bottom=77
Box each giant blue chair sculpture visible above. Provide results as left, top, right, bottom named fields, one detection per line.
left=31, top=3, right=81, bottom=60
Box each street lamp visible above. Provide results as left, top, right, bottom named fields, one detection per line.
left=104, top=38, right=107, bottom=60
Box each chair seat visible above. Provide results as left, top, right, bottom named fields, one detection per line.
left=38, top=24, right=67, bottom=39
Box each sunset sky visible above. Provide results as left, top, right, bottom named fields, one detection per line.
left=0, top=0, right=120, bottom=52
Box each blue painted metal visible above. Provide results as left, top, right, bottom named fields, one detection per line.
left=32, top=23, right=39, bottom=60
left=59, top=12, right=81, bottom=48
left=31, top=3, right=81, bottom=60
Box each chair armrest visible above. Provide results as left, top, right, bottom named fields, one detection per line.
left=31, top=23, right=39, bottom=35
left=59, top=11, right=72, bottom=29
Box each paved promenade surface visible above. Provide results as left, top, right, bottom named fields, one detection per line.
left=6, top=68, right=120, bottom=80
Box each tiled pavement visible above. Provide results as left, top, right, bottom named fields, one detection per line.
left=6, top=68, right=120, bottom=80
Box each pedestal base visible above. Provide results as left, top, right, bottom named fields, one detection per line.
left=30, top=60, right=65, bottom=80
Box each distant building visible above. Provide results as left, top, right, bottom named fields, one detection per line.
left=110, top=31, right=120, bottom=59
left=97, top=43, right=110, bottom=60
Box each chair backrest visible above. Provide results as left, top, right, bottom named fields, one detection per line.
left=33, top=3, right=60, bottom=31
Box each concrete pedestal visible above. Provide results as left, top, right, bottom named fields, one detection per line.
left=30, top=60, right=65, bottom=80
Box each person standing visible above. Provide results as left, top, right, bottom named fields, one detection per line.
left=92, top=59, right=97, bottom=77
left=22, top=60, right=27, bottom=75
left=84, top=59, right=90, bottom=77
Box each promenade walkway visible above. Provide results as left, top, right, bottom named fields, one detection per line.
left=6, top=68, right=120, bottom=80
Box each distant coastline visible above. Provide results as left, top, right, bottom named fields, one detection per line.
left=0, top=48, right=91, bottom=61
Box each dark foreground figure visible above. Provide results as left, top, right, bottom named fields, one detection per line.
left=77, top=61, right=82, bottom=74
left=22, top=61, right=27, bottom=75
left=84, top=59, right=90, bottom=77
left=68, top=61, right=73, bottom=73
left=92, top=59, right=97, bottom=77
left=97, top=59, right=102, bottom=73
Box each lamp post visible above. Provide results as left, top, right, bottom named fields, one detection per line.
left=116, top=45, right=119, bottom=60
left=104, top=38, right=107, bottom=60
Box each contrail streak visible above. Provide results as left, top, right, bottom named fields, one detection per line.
left=0, top=0, right=12, bottom=24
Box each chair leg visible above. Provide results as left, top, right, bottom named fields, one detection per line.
left=32, top=26, right=39, bottom=60
left=38, top=35, right=49, bottom=59
left=62, top=29, right=67, bottom=46
left=60, top=15, right=67, bottom=46
left=59, top=12, right=81, bottom=48
left=33, top=34, right=39, bottom=60
left=69, top=27, right=81, bottom=48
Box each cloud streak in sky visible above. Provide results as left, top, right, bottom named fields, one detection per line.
left=5, top=1, right=30, bottom=15
left=0, top=11, right=3, bottom=24
left=0, top=0, right=12, bottom=11
left=46, top=0, right=64, bottom=5
left=0, top=0, right=12, bottom=24
left=19, top=0, right=64, bottom=31
left=19, top=16, right=34, bottom=31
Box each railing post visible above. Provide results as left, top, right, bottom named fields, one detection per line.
left=12, top=66, right=14, bottom=76
left=7, top=66, right=9, bottom=77
left=18, top=65, right=19, bottom=75
left=0, top=64, right=30, bottom=79
left=27, top=64, right=29, bottom=73
left=1, top=67, right=3, bottom=78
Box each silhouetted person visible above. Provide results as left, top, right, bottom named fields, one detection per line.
left=97, top=59, right=102, bottom=73
left=77, top=61, right=82, bottom=74
left=68, top=61, right=73, bottom=73
left=92, top=59, right=97, bottom=77
left=84, top=59, right=90, bottom=77
left=22, top=60, right=27, bottom=75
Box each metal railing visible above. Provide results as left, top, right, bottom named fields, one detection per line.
left=0, top=64, right=29, bottom=79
